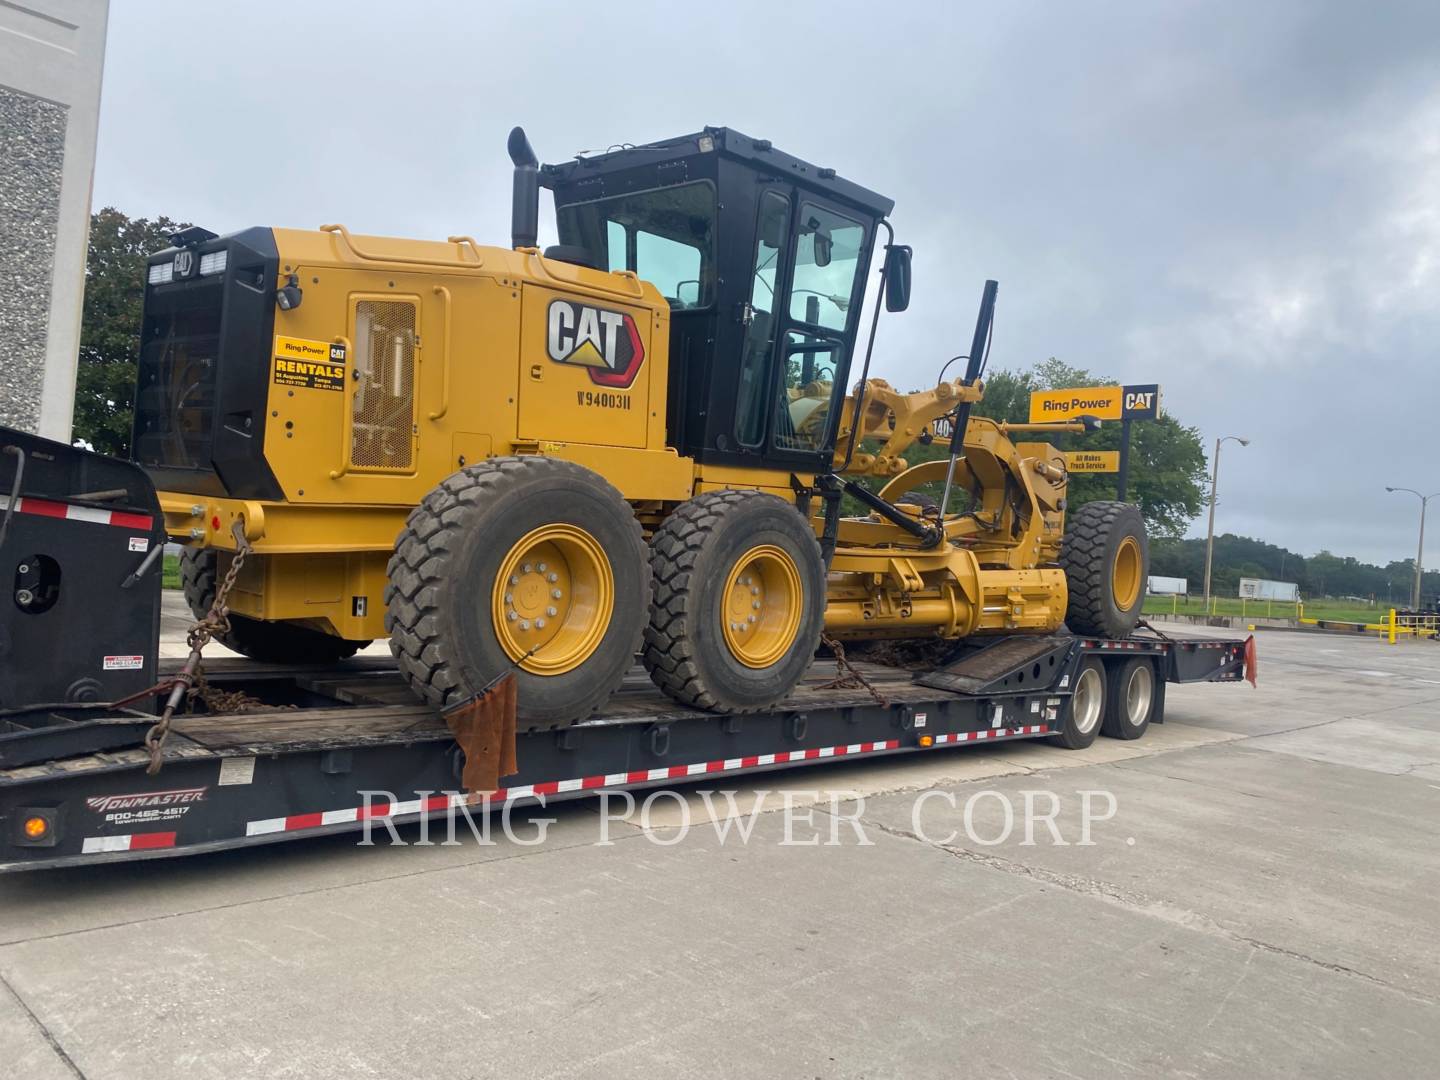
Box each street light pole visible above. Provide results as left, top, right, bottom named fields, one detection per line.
left=1203, top=435, right=1250, bottom=610
left=1386, top=487, right=1440, bottom=610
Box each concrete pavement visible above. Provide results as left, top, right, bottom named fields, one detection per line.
left=3, top=622, right=1438, bottom=1078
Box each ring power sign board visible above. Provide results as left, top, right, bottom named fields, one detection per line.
left=1029, top=384, right=1162, bottom=500
left=1028, top=384, right=1162, bottom=423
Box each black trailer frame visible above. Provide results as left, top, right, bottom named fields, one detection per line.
left=0, top=631, right=1251, bottom=872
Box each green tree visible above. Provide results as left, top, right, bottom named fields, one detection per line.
left=73, top=208, right=189, bottom=454
left=1148, top=533, right=1437, bottom=604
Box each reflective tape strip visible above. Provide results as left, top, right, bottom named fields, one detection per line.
left=242, top=739, right=903, bottom=837
left=0, top=494, right=153, bottom=532
left=81, top=831, right=177, bottom=854
left=930, top=725, right=1050, bottom=745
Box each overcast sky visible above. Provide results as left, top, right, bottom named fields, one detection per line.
left=93, top=1, right=1438, bottom=566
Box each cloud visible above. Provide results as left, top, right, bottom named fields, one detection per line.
left=91, top=0, right=1440, bottom=568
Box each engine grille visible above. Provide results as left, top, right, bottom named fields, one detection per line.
left=350, top=300, right=416, bottom=470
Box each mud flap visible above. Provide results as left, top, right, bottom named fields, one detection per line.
left=442, top=672, right=519, bottom=798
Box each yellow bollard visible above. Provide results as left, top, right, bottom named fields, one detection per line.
left=1388, top=608, right=1397, bottom=645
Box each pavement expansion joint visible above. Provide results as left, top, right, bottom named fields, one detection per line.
left=0, top=969, right=87, bottom=1079
left=854, top=812, right=1439, bottom=1008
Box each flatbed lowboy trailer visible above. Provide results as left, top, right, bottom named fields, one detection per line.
left=1, top=632, right=1251, bottom=871
left=0, top=429, right=1252, bottom=870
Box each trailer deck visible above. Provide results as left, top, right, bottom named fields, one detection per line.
left=0, top=632, right=1251, bottom=871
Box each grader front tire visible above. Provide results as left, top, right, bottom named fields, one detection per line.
left=643, top=490, right=825, bottom=713
left=1060, top=501, right=1148, bottom=639
left=178, top=548, right=369, bottom=664
left=385, top=458, right=650, bottom=729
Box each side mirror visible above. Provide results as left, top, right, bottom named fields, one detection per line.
left=674, top=279, right=701, bottom=308
left=883, top=245, right=912, bottom=312
left=813, top=228, right=833, bottom=267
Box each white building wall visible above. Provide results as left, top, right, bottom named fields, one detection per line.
left=0, top=0, right=109, bottom=441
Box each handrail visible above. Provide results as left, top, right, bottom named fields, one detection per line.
left=523, top=247, right=646, bottom=301
left=328, top=334, right=355, bottom=480
left=320, top=223, right=487, bottom=271
left=429, top=285, right=452, bottom=420
left=446, top=236, right=485, bottom=265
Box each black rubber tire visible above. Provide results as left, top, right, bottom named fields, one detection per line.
left=385, top=457, right=650, bottom=729
left=644, top=490, right=825, bottom=713
left=1102, top=657, right=1155, bottom=740
left=1049, top=657, right=1107, bottom=749
left=178, top=548, right=369, bottom=663
left=894, top=489, right=937, bottom=510
left=1061, top=501, right=1148, bottom=638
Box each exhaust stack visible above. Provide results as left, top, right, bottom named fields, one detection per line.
left=508, top=126, right=539, bottom=250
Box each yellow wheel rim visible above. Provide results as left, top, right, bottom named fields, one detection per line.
left=492, top=524, right=612, bottom=675
left=1112, top=535, right=1142, bottom=610
left=721, top=544, right=803, bottom=669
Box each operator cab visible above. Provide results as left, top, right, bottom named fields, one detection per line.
left=537, top=127, right=902, bottom=473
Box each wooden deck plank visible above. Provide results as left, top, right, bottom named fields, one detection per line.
left=8, top=658, right=933, bottom=766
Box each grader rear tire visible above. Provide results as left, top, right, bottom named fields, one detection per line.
left=385, top=457, right=650, bottom=729
left=643, top=490, right=825, bottom=713
left=1060, top=501, right=1148, bottom=639
left=178, top=548, right=370, bottom=663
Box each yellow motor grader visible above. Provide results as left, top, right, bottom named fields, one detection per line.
left=133, top=126, right=1147, bottom=728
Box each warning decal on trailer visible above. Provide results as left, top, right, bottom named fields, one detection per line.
left=218, top=756, right=257, bottom=786
left=103, top=655, right=144, bottom=671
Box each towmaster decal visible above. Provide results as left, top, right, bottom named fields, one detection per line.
left=546, top=299, right=645, bottom=390
left=273, top=335, right=347, bottom=391
left=86, top=786, right=207, bottom=826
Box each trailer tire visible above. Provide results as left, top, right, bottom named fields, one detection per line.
left=644, top=490, right=825, bottom=713
left=1061, top=501, right=1148, bottom=638
left=1049, top=657, right=1106, bottom=750
left=178, top=548, right=369, bottom=663
left=1102, top=657, right=1155, bottom=739
left=386, top=457, right=650, bottom=729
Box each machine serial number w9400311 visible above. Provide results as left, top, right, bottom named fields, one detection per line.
left=576, top=390, right=632, bottom=410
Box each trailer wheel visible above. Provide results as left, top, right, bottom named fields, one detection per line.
left=178, top=548, right=369, bottom=663
left=386, top=457, right=649, bottom=729
left=1102, top=657, right=1155, bottom=739
left=644, top=490, right=824, bottom=712
left=1061, top=501, right=1148, bottom=638
left=1049, top=657, right=1106, bottom=749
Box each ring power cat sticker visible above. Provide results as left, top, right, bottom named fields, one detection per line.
left=274, top=335, right=346, bottom=391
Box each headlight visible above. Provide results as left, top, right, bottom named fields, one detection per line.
left=148, top=262, right=174, bottom=285
left=199, top=250, right=228, bottom=276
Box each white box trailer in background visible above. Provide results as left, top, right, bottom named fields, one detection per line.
left=1239, top=578, right=1299, bottom=602
left=1148, top=576, right=1188, bottom=596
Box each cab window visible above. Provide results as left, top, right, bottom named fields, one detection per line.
left=734, top=191, right=790, bottom=447
left=789, top=204, right=866, bottom=330
left=557, top=181, right=715, bottom=309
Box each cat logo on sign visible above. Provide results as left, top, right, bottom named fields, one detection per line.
left=546, top=299, right=645, bottom=389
